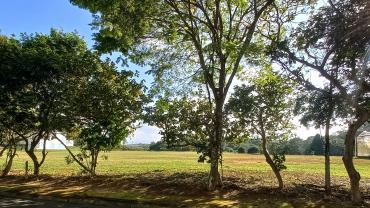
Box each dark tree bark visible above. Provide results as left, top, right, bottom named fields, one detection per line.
left=342, top=111, right=369, bottom=203
left=324, top=117, right=331, bottom=196
left=24, top=136, right=48, bottom=176
left=1, top=146, right=17, bottom=177
left=208, top=96, right=224, bottom=191
left=324, top=83, right=335, bottom=196
left=256, top=113, right=284, bottom=190
left=262, top=137, right=283, bottom=189
left=27, top=149, right=40, bottom=176
left=259, top=114, right=283, bottom=189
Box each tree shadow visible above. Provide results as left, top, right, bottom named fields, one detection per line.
left=0, top=173, right=368, bottom=207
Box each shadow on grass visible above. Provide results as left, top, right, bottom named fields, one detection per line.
left=0, top=173, right=368, bottom=207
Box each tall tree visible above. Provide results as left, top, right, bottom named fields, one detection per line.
left=62, top=63, right=144, bottom=176
left=227, top=67, right=294, bottom=189
left=272, top=0, right=370, bottom=202
left=0, top=30, right=100, bottom=175
left=70, top=0, right=308, bottom=190
left=294, top=83, right=347, bottom=195
left=146, top=97, right=212, bottom=159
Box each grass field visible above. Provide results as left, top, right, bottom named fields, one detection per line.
left=1, top=150, right=370, bottom=207
left=4, top=150, right=370, bottom=178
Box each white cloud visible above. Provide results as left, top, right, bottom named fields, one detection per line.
left=126, top=125, right=161, bottom=144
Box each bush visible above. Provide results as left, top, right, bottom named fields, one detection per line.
left=247, top=146, right=259, bottom=154
left=224, top=147, right=234, bottom=152
left=237, top=147, right=246, bottom=153
left=149, top=141, right=165, bottom=151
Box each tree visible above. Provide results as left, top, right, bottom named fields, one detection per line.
left=0, top=30, right=94, bottom=175
left=307, top=134, right=324, bottom=155
left=285, top=137, right=304, bottom=155
left=247, top=146, right=259, bottom=154
left=237, top=147, right=246, bottom=153
left=62, top=62, right=144, bottom=176
left=294, top=85, right=347, bottom=195
left=146, top=97, right=213, bottom=161
left=271, top=0, right=370, bottom=201
left=70, top=0, right=308, bottom=190
left=227, top=67, right=294, bottom=189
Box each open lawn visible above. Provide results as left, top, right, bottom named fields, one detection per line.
left=4, top=150, right=370, bottom=178
left=1, top=151, right=370, bottom=207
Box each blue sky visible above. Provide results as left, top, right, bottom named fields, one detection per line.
left=0, top=0, right=93, bottom=45
left=0, top=0, right=160, bottom=144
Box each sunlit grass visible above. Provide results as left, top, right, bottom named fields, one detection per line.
left=1, top=151, right=368, bottom=207
left=4, top=150, right=370, bottom=178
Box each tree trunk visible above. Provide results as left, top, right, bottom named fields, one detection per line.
left=90, top=150, right=99, bottom=176
left=32, top=160, right=40, bottom=176
left=54, top=134, right=92, bottom=174
left=208, top=97, right=223, bottom=191
left=25, top=147, right=40, bottom=176
left=324, top=82, right=334, bottom=196
left=324, top=118, right=331, bottom=196
left=261, top=135, right=283, bottom=189
left=2, top=147, right=17, bottom=177
left=342, top=113, right=368, bottom=203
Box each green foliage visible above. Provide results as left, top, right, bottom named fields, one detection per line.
left=247, top=146, right=259, bottom=154
left=224, top=147, right=234, bottom=153
left=145, top=97, right=212, bottom=162
left=0, top=30, right=96, bottom=174
left=284, top=137, right=305, bottom=155
left=148, top=141, right=193, bottom=151
left=237, top=147, right=246, bottom=154
left=227, top=66, right=294, bottom=141
left=0, top=30, right=144, bottom=175
left=227, top=66, right=294, bottom=174
left=307, top=134, right=324, bottom=155
left=269, top=138, right=288, bottom=171
left=64, top=57, right=145, bottom=175
left=70, top=1, right=311, bottom=183
left=272, top=153, right=287, bottom=171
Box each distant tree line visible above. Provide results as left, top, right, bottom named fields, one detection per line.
left=148, top=133, right=347, bottom=156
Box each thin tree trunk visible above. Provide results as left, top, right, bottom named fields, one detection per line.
left=2, top=147, right=17, bottom=177
left=32, top=159, right=40, bottom=175
left=258, top=112, right=283, bottom=189
left=324, top=82, right=334, bottom=196
left=24, top=134, right=48, bottom=176
left=261, top=135, right=283, bottom=189
left=90, top=150, right=99, bottom=176
left=208, top=97, right=223, bottom=191
left=324, top=117, right=331, bottom=196
left=24, top=143, right=40, bottom=176
left=53, top=134, right=92, bottom=174
left=342, top=112, right=368, bottom=203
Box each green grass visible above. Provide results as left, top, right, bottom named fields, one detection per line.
left=5, top=150, right=370, bottom=178
left=1, top=151, right=370, bottom=207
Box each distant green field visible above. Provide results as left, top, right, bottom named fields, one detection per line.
left=3, top=150, right=370, bottom=178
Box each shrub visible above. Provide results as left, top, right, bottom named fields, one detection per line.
left=247, top=146, right=259, bottom=154
left=237, top=147, right=246, bottom=153
left=224, top=147, right=234, bottom=152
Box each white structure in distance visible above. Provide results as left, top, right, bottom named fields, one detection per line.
left=356, top=131, right=370, bottom=157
